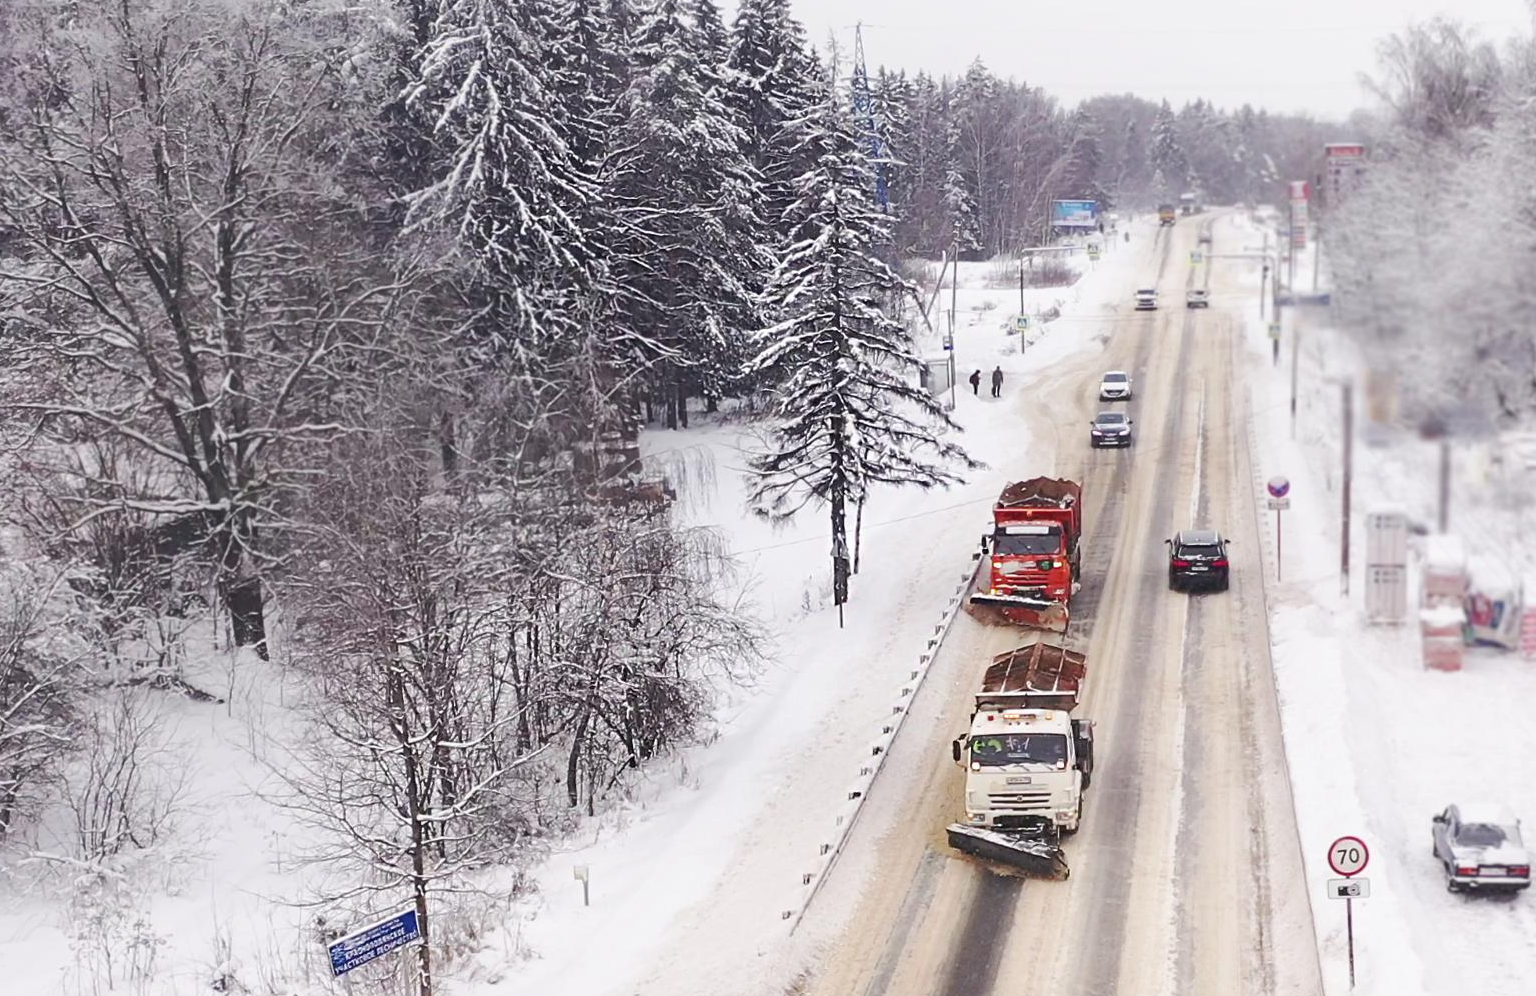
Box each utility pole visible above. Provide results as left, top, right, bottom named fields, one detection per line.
left=1290, top=326, right=1301, bottom=438
left=1260, top=231, right=1270, bottom=319
left=1019, top=257, right=1025, bottom=316
left=1438, top=438, right=1451, bottom=532
left=1313, top=214, right=1322, bottom=292
left=950, top=240, right=958, bottom=335
left=1288, top=201, right=1297, bottom=288
left=1341, top=381, right=1353, bottom=596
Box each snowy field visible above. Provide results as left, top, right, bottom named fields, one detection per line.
left=1232, top=212, right=1536, bottom=996
left=0, top=223, right=1154, bottom=996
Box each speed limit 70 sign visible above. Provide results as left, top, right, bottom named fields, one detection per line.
left=1328, top=836, right=1370, bottom=877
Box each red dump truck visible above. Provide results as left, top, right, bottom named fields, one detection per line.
left=969, top=478, right=1083, bottom=633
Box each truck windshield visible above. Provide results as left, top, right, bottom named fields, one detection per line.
left=993, top=534, right=1060, bottom=556
left=970, top=733, right=1068, bottom=769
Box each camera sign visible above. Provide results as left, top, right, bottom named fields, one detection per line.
left=1327, top=877, right=1371, bottom=900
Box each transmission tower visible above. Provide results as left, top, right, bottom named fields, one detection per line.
left=850, top=23, right=890, bottom=212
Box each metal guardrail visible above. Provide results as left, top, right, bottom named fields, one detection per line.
left=782, top=546, right=988, bottom=933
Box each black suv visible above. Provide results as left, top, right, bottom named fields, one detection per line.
left=1166, top=530, right=1231, bottom=591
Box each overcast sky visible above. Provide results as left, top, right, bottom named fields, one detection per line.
left=728, top=0, right=1534, bottom=120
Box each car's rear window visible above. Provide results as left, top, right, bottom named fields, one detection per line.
left=1179, top=544, right=1223, bottom=558
left=1096, top=414, right=1126, bottom=424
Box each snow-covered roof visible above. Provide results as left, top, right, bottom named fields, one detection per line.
left=1458, top=802, right=1519, bottom=826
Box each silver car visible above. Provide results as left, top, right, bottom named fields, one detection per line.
left=1432, top=804, right=1531, bottom=894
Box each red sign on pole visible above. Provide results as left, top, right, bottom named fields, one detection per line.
left=1327, top=836, right=1370, bottom=876
left=1327, top=836, right=1369, bottom=990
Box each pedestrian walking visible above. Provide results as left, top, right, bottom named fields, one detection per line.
left=969, top=369, right=982, bottom=395
left=990, top=366, right=1004, bottom=398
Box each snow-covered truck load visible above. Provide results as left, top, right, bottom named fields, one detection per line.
left=968, top=477, right=1082, bottom=633
left=948, top=638, right=1094, bottom=878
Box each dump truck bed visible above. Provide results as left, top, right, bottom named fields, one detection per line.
left=976, top=639, right=1086, bottom=710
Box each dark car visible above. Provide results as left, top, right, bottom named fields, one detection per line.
left=1433, top=804, right=1531, bottom=894
left=1089, top=412, right=1133, bottom=448
left=1166, top=529, right=1230, bottom=591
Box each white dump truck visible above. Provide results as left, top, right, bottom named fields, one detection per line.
left=947, top=638, right=1095, bottom=878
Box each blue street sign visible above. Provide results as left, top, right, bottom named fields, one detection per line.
left=1275, top=292, right=1331, bottom=307
left=328, top=908, right=422, bottom=978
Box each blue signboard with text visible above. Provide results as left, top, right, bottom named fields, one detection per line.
left=1051, top=199, right=1099, bottom=229
left=328, top=908, right=422, bottom=978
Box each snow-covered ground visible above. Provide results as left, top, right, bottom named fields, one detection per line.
left=0, top=224, right=1156, bottom=996
left=1232, top=212, right=1536, bottom=996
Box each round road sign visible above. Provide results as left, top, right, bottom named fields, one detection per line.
left=1327, top=836, right=1370, bottom=877
left=1267, top=476, right=1291, bottom=499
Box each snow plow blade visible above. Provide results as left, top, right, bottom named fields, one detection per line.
left=946, top=824, right=1069, bottom=879
left=966, top=593, right=1070, bottom=634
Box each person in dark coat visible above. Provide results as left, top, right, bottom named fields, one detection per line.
left=990, top=366, right=1004, bottom=398
left=969, top=369, right=982, bottom=395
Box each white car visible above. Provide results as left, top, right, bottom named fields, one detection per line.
left=1186, top=288, right=1210, bottom=309
left=1134, top=288, right=1158, bottom=311
left=1098, top=370, right=1132, bottom=401
left=1432, top=803, right=1531, bottom=894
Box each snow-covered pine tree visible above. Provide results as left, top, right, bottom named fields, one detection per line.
left=942, top=103, right=984, bottom=257
left=727, top=0, right=820, bottom=239
left=690, top=0, right=730, bottom=70
left=748, top=79, right=978, bottom=613
left=1150, top=99, right=1188, bottom=197
left=1065, top=107, right=1108, bottom=208
left=1119, top=118, right=1149, bottom=207
left=870, top=68, right=913, bottom=226
left=406, top=0, right=595, bottom=359
left=607, top=0, right=770, bottom=427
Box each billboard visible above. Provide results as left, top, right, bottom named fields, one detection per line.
left=1051, top=199, right=1099, bottom=229
left=1324, top=143, right=1368, bottom=206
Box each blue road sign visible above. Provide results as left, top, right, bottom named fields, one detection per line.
left=328, top=908, right=422, bottom=978
left=1275, top=292, right=1331, bottom=307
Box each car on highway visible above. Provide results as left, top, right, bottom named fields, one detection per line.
left=1134, top=288, right=1158, bottom=310
left=1186, top=288, right=1210, bottom=309
left=1432, top=804, right=1531, bottom=894
left=1166, top=529, right=1231, bottom=591
left=1098, top=370, right=1133, bottom=401
left=1089, top=412, right=1133, bottom=448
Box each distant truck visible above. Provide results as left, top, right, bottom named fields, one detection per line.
left=969, top=478, right=1083, bottom=633
left=1180, top=192, right=1196, bottom=215
left=947, top=638, right=1095, bottom=878
left=1158, top=204, right=1176, bottom=225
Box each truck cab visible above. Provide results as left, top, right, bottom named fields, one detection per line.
left=1158, top=204, right=1176, bottom=225
left=982, top=523, right=1072, bottom=606
left=952, top=641, right=1094, bottom=837
left=971, top=478, right=1083, bottom=633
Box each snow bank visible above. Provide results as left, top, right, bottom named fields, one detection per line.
left=1231, top=210, right=1536, bottom=996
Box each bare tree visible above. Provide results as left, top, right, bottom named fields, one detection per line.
left=0, top=557, right=87, bottom=841
left=0, top=0, right=409, bottom=658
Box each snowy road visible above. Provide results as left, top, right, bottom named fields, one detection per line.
left=794, top=215, right=1324, bottom=996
